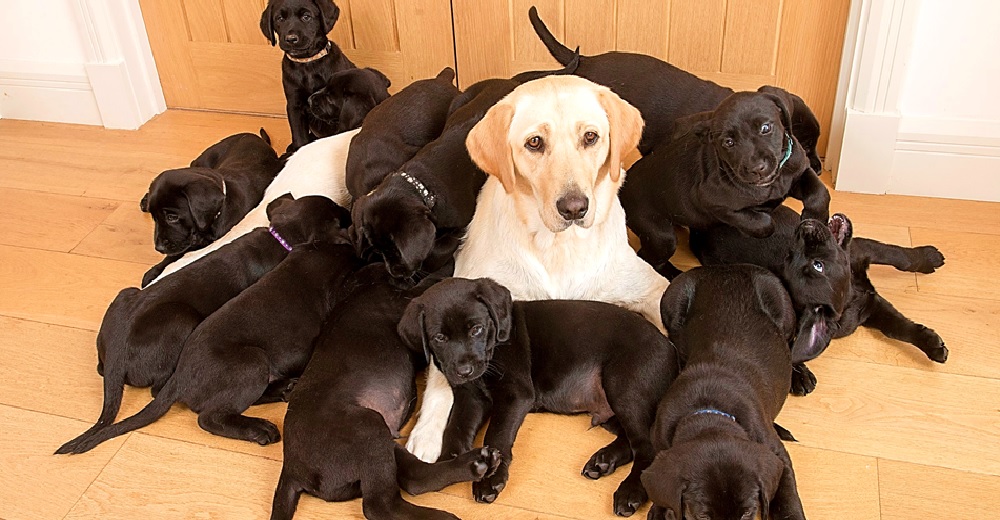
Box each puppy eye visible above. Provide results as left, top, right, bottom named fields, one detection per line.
left=433, top=333, right=447, bottom=343
left=525, top=136, right=544, bottom=152
left=583, top=131, right=599, bottom=146
left=761, top=122, right=772, bottom=134
left=301, top=13, right=312, bottom=21
left=165, top=213, right=179, bottom=223
left=812, top=260, right=824, bottom=273
left=470, top=325, right=485, bottom=337
left=723, top=137, right=735, bottom=148
left=276, top=15, right=285, bottom=22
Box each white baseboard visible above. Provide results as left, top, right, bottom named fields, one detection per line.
left=888, top=150, right=1000, bottom=201
left=0, top=61, right=103, bottom=125
left=833, top=109, right=900, bottom=194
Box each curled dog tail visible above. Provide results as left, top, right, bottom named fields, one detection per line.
left=259, top=127, right=272, bottom=145
left=269, top=467, right=303, bottom=520
left=528, top=6, right=577, bottom=65
left=435, top=67, right=456, bottom=84
left=55, top=375, right=180, bottom=455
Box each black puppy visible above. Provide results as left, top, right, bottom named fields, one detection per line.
left=400, top=277, right=679, bottom=517
left=56, top=195, right=345, bottom=455
left=271, top=265, right=501, bottom=520
left=691, top=206, right=947, bottom=395
left=528, top=6, right=822, bottom=171
left=308, top=67, right=391, bottom=138
left=56, top=195, right=357, bottom=454
left=643, top=265, right=806, bottom=520
left=346, top=67, right=460, bottom=199
left=140, top=129, right=282, bottom=259
left=620, top=89, right=831, bottom=279
left=261, top=0, right=355, bottom=152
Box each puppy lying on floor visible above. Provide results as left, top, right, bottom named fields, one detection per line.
left=691, top=206, right=947, bottom=394
left=57, top=196, right=357, bottom=454
left=644, top=265, right=807, bottom=520
left=528, top=6, right=823, bottom=171
left=140, top=129, right=283, bottom=285
left=400, top=277, right=679, bottom=517
left=307, top=67, right=391, bottom=138
left=620, top=89, right=830, bottom=278
left=57, top=195, right=338, bottom=455
left=271, top=265, right=500, bottom=520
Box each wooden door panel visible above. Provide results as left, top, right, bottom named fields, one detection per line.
left=223, top=0, right=268, bottom=44
left=669, top=0, right=726, bottom=73
left=720, top=0, right=781, bottom=76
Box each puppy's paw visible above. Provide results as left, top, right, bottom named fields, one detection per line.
left=463, top=447, right=501, bottom=480
left=910, top=246, right=945, bottom=274
left=613, top=481, right=648, bottom=517
left=247, top=420, right=282, bottom=445
left=790, top=363, right=818, bottom=396
left=582, top=443, right=633, bottom=479
left=647, top=505, right=670, bottom=520
left=472, top=467, right=508, bottom=503
left=918, top=329, right=948, bottom=363
left=406, top=424, right=444, bottom=463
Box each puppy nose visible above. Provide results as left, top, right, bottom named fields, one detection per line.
left=285, top=34, right=299, bottom=44
left=556, top=193, right=589, bottom=221
left=753, top=161, right=769, bottom=174
left=456, top=364, right=475, bottom=377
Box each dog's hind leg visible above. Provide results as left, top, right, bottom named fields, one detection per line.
left=361, top=437, right=460, bottom=520
left=863, top=294, right=948, bottom=363
left=195, top=347, right=281, bottom=444
left=269, top=467, right=303, bottom=520
left=583, top=417, right=633, bottom=480
left=853, top=238, right=945, bottom=274
left=394, top=444, right=500, bottom=495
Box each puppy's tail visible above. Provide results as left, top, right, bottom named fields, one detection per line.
left=269, top=467, right=303, bottom=520
left=259, top=127, right=272, bottom=145
left=528, top=6, right=578, bottom=65
left=55, top=376, right=180, bottom=455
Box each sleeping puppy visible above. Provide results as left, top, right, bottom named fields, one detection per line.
left=346, top=67, right=459, bottom=199
left=400, top=277, right=679, bottom=516
left=643, top=265, right=807, bottom=520
left=140, top=129, right=282, bottom=261
left=57, top=195, right=341, bottom=455
left=528, top=6, right=823, bottom=169
left=620, top=89, right=831, bottom=278
left=690, top=206, right=947, bottom=395
left=271, top=265, right=500, bottom=520
left=260, top=0, right=355, bottom=152
left=56, top=196, right=356, bottom=454
left=308, top=67, right=391, bottom=139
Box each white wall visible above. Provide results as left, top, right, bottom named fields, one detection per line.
left=831, top=0, right=1000, bottom=202
left=0, top=0, right=165, bottom=129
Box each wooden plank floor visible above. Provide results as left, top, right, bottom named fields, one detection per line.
left=1, top=110, right=999, bottom=520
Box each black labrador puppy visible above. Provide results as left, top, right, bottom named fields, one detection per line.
left=308, top=67, right=391, bottom=138
left=643, top=265, right=807, bottom=520
left=399, top=277, right=679, bottom=517
left=140, top=129, right=282, bottom=285
left=57, top=195, right=346, bottom=455
left=260, top=0, right=355, bottom=152
left=271, top=265, right=501, bottom=520
left=691, top=206, right=947, bottom=395
left=620, top=89, right=831, bottom=278
left=528, top=5, right=822, bottom=170
left=56, top=196, right=357, bottom=454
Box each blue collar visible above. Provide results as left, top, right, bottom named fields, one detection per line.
left=778, top=133, right=794, bottom=169
left=268, top=226, right=293, bottom=252
left=689, top=409, right=737, bottom=422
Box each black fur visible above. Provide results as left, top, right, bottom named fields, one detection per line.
left=308, top=67, right=391, bottom=138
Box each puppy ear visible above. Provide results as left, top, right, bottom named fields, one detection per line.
left=641, top=452, right=686, bottom=520
left=673, top=111, right=713, bottom=141
left=752, top=272, right=797, bottom=341
left=259, top=1, right=276, bottom=46
left=370, top=68, right=391, bottom=91
left=790, top=306, right=835, bottom=364
left=139, top=193, right=150, bottom=213
left=314, top=0, right=341, bottom=34
left=398, top=302, right=431, bottom=363
left=758, top=86, right=795, bottom=132
left=659, top=273, right=697, bottom=341
left=467, top=102, right=516, bottom=193
left=185, top=173, right=226, bottom=231
left=266, top=193, right=295, bottom=221
left=474, top=278, right=513, bottom=343
left=752, top=446, right=786, bottom=520
left=597, top=87, right=643, bottom=183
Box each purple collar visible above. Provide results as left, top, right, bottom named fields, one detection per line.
left=268, top=226, right=293, bottom=252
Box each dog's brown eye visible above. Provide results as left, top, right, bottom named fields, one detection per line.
left=301, top=13, right=311, bottom=21
left=525, top=136, right=544, bottom=152
left=812, top=260, right=824, bottom=273
left=165, top=213, right=179, bottom=223
left=583, top=131, right=599, bottom=146
left=723, top=137, right=735, bottom=148
left=470, top=325, right=484, bottom=337
left=276, top=15, right=285, bottom=22
left=433, top=333, right=447, bottom=343
left=761, top=122, right=772, bottom=134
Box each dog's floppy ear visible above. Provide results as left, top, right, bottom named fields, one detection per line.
left=597, top=86, right=643, bottom=183
left=259, top=0, right=276, bottom=46
left=758, top=85, right=794, bottom=132
left=313, top=0, right=341, bottom=34
left=474, top=278, right=513, bottom=343
left=370, top=68, right=391, bottom=92
left=398, top=301, right=431, bottom=363
left=266, top=193, right=295, bottom=221
left=752, top=445, right=786, bottom=520
left=467, top=102, right=516, bottom=193
left=139, top=192, right=150, bottom=212
left=752, top=272, right=797, bottom=341
left=659, top=273, right=697, bottom=340
left=185, top=172, right=226, bottom=231
left=672, top=111, right=714, bottom=141
left=790, top=306, right=835, bottom=364
left=641, top=452, right=686, bottom=520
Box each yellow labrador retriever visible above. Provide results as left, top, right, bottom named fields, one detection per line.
left=406, top=75, right=670, bottom=462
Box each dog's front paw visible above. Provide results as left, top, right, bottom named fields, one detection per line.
left=917, top=328, right=948, bottom=363
left=647, top=504, right=670, bottom=520
left=461, top=447, right=501, bottom=480
left=582, top=442, right=633, bottom=479
left=910, top=246, right=945, bottom=274
left=406, top=423, right=444, bottom=463
left=790, top=363, right=817, bottom=396
left=472, top=465, right=508, bottom=503
left=613, top=480, right=648, bottom=517
left=247, top=420, right=282, bottom=445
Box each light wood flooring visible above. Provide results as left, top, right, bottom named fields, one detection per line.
left=1, top=110, right=999, bottom=520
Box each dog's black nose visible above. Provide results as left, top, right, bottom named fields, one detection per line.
left=456, top=364, right=475, bottom=377
left=557, top=193, right=589, bottom=221
left=753, top=161, right=769, bottom=174
left=285, top=34, right=299, bottom=44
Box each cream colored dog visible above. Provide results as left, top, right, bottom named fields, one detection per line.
left=406, top=75, right=670, bottom=462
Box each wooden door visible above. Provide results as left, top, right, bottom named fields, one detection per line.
left=139, top=0, right=455, bottom=115
left=452, top=0, right=851, bottom=155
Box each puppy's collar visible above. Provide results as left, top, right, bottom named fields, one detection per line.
left=778, top=133, right=794, bottom=169
left=285, top=41, right=332, bottom=63
left=268, top=226, right=293, bottom=252
left=214, top=180, right=227, bottom=220
left=689, top=409, right=737, bottom=422
left=368, top=172, right=436, bottom=209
